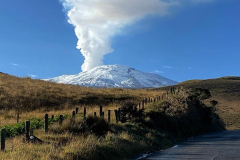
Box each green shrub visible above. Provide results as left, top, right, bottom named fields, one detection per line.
left=1, top=122, right=25, bottom=137
left=119, top=101, right=144, bottom=123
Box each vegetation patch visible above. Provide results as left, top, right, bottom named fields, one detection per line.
left=0, top=73, right=238, bottom=159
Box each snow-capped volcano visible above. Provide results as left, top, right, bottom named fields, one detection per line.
left=45, top=65, right=177, bottom=88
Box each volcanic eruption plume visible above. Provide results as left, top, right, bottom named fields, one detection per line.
left=61, top=0, right=213, bottom=72
left=61, top=0, right=178, bottom=71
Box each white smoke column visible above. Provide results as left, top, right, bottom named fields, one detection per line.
left=61, top=0, right=179, bottom=71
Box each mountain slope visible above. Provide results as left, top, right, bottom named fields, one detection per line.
left=45, top=65, right=177, bottom=88
left=152, top=76, right=240, bottom=130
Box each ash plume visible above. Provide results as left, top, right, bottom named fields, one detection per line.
left=60, top=0, right=213, bottom=72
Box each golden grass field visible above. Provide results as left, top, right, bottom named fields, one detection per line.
left=0, top=72, right=164, bottom=126
left=0, top=72, right=239, bottom=159
left=0, top=72, right=167, bottom=159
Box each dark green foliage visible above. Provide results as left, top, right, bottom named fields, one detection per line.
left=145, top=88, right=223, bottom=138
left=52, top=114, right=69, bottom=122
left=1, top=118, right=44, bottom=137
left=2, top=122, right=25, bottom=137
left=119, top=101, right=144, bottom=123
left=145, top=111, right=171, bottom=130
left=86, top=116, right=109, bottom=136
left=189, top=88, right=211, bottom=100
left=30, top=118, right=44, bottom=129
left=0, top=114, right=69, bottom=137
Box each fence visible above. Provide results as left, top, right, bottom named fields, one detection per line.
left=0, top=87, right=183, bottom=151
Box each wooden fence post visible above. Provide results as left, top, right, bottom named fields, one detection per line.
left=17, top=113, right=19, bottom=123
left=59, top=115, right=63, bottom=125
left=154, top=98, right=156, bottom=103
left=100, top=106, right=103, bottom=117
left=142, top=100, right=145, bottom=110
left=44, top=114, right=48, bottom=133
left=94, top=112, right=97, bottom=117
left=51, top=115, right=54, bottom=120
left=114, top=110, right=118, bottom=124
left=102, top=112, right=104, bottom=119
left=25, top=120, right=30, bottom=141
left=138, top=103, right=141, bottom=111
left=72, top=111, right=76, bottom=118
left=118, top=108, right=121, bottom=121
left=1, top=128, right=6, bottom=151
left=84, top=107, right=86, bottom=119
left=108, top=110, right=111, bottom=122
left=76, top=107, right=79, bottom=114
left=145, top=98, right=148, bottom=104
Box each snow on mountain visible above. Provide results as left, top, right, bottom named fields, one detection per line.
left=44, top=65, right=177, bottom=88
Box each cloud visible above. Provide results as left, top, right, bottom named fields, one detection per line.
left=163, top=66, right=173, bottom=69
left=11, top=63, right=26, bottom=67
left=61, top=0, right=179, bottom=72
left=11, top=63, right=21, bottom=67
left=60, top=0, right=215, bottom=72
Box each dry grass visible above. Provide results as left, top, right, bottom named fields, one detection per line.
left=0, top=78, right=225, bottom=160
left=0, top=72, right=163, bottom=109
left=0, top=72, right=164, bottom=126
left=0, top=73, right=239, bottom=159
left=0, top=122, right=165, bottom=160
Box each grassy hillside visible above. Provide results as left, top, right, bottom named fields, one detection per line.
left=0, top=72, right=165, bottom=109
left=0, top=73, right=235, bottom=159
left=0, top=72, right=164, bottom=125
left=153, top=76, right=240, bottom=130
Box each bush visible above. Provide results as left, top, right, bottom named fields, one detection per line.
left=189, top=88, right=211, bottom=100
left=119, top=101, right=144, bottom=123
left=86, top=116, right=109, bottom=136
left=50, top=116, right=110, bottom=136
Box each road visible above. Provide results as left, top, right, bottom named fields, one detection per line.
left=143, top=131, right=240, bottom=160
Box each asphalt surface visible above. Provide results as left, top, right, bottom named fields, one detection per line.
left=143, top=131, right=240, bottom=160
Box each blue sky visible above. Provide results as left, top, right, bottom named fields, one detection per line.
left=0, top=0, right=239, bottom=82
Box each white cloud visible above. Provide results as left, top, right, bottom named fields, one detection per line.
left=11, top=63, right=21, bottom=67
left=11, top=63, right=26, bottom=67
left=163, top=66, right=173, bottom=69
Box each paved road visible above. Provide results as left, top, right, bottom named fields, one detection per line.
left=143, top=131, right=240, bottom=160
